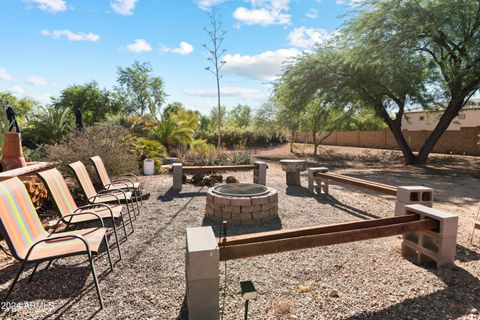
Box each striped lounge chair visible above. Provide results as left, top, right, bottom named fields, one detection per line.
left=68, top=161, right=139, bottom=225
left=37, top=168, right=129, bottom=259
left=89, top=156, right=144, bottom=206
left=0, top=177, right=112, bottom=308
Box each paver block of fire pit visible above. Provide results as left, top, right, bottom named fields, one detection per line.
left=230, top=197, right=252, bottom=206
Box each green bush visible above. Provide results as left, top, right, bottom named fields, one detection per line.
left=133, top=137, right=166, bottom=161
left=45, top=123, right=139, bottom=181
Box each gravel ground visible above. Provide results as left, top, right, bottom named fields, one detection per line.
left=0, top=161, right=480, bottom=319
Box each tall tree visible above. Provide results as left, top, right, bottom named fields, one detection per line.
left=52, top=81, right=121, bottom=131
left=203, top=10, right=227, bottom=147
left=116, top=61, right=166, bottom=117
left=228, top=104, right=251, bottom=128
left=345, top=0, right=480, bottom=164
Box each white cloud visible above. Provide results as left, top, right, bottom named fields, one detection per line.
left=233, top=0, right=291, bottom=26
left=305, top=8, right=318, bottom=19
left=9, top=85, right=25, bottom=96
left=28, top=0, right=67, bottom=13
left=126, top=39, right=152, bottom=53
left=110, top=0, right=138, bottom=15
left=223, top=48, right=301, bottom=81
left=161, top=41, right=194, bottom=55
left=288, top=27, right=337, bottom=49
left=41, top=29, right=100, bottom=42
left=26, top=75, right=48, bottom=86
left=0, top=68, right=12, bottom=82
left=183, top=86, right=267, bottom=101
left=195, top=0, right=227, bottom=11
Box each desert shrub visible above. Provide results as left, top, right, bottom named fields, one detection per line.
left=198, top=126, right=285, bottom=147
left=189, top=139, right=216, bottom=162
left=226, top=141, right=252, bottom=165
left=133, top=137, right=166, bottom=161
left=45, top=123, right=139, bottom=180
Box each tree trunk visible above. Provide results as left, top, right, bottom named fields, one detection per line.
left=312, top=132, right=318, bottom=156
left=414, top=96, right=465, bottom=164
left=378, top=107, right=416, bottom=164
left=290, top=130, right=296, bottom=153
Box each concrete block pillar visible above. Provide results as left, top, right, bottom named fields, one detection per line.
left=173, top=163, right=183, bottom=191
left=395, top=186, right=433, bottom=217
left=401, top=204, right=458, bottom=268
left=253, top=161, right=267, bottom=185
left=186, top=226, right=220, bottom=320
left=307, top=167, right=328, bottom=194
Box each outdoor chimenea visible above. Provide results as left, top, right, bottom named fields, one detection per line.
left=205, top=183, right=278, bottom=224
left=1, top=107, right=26, bottom=171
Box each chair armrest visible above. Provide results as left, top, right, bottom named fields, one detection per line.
left=105, top=181, right=131, bottom=191
left=51, top=212, right=105, bottom=233
left=24, top=234, right=90, bottom=262
left=89, top=192, right=121, bottom=205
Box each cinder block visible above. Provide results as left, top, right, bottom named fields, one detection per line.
left=396, top=186, right=434, bottom=204
left=186, top=227, right=219, bottom=281
left=405, top=204, right=458, bottom=238
left=172, top=163, right=183, bottom=191
left=254, top=161, right=267, bottom=186
left=307, top=167, right=328, bottom=192
left=187, top=278, right=220, bottom=320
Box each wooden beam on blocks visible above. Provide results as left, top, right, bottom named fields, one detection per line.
left=186, top=227, right=219, bottom=320
left=219, top=215, right=438, bottom=261
left=401, top=204, right=458, bottom=268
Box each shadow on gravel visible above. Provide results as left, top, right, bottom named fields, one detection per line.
left=313, top=194, right=381, bottom=220
left=159, top=187, right=207, bottom=202
left=202, top=217, right=283, bottom=237
left=345, top=170, right=479, bottom=207
left=285, top=185, right=311, bottom=197
left=175, top=296, right=188, bottom=320
left=345, top=265, right=480, bottom=320
left=455, top=244, right=480, bottom=262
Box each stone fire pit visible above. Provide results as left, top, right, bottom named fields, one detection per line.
left=205, top=183, right=278, bottom=224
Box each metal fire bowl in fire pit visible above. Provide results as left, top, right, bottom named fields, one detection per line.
left=212, top=183, right=270, bottom=197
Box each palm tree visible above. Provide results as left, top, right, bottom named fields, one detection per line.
left=153, top=112, right=194, bottom=154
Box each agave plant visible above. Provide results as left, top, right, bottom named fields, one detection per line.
left=26, top=106, right=73, bottom=144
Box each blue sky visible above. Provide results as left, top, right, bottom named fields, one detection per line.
left=0, top=0, right=352, bottom=114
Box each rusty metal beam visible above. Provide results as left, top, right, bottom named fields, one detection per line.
left=219, top=218, right=438, bottom=261
left=315, top=172, right=397, bottom=196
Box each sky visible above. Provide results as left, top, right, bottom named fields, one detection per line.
left=0, top=0, right=354, bottom=114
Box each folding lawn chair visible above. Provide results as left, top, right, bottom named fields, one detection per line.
left=0, top=177, right=112, bottom=309
left=68, top=161, right=139, bottom=227
left=37, top=168, right=129, bottom=259
left=89, top=155, right=144, bottom=207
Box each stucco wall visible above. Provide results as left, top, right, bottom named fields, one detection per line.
left=297, top=127, right=480, bottom=155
